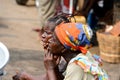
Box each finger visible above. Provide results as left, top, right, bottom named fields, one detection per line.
left=49, top=52, right=53, bottom=58
left=44, top=51, right=51, bottom=60
left=53, top=55, right=59, bottom=59
left=16, top=70, right=19, bottom=74
left=44, top=49, right=49, bottom=57
left=53, top=55, right=61, bottom=60
left=12, top=75, right=20, bottom=80
left=47, top=51, right=52, bottom=57
left=15, top=71, right=22, bottom=76
left=44, top=49, right=47, bottom=57
left=56, top=56, right=61, bottom=64
left=13, top=71, right=21, bottom=80
left=44, top=49, right=48, bottom=53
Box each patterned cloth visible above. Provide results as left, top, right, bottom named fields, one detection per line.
left=55, top=22, right=93, bottom=54
left=69, top=52, right=109, bottom=80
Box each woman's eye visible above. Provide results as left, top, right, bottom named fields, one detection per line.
left=48, top=38, right=53, bottom=43
left=46, top=31, right=52, bottom=34
left=47, top=34, right=53, bottom=38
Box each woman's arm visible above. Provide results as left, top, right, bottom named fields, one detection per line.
left=44, top=51, right=63, bottom=80
left=12, top=71, right=48, bottom=80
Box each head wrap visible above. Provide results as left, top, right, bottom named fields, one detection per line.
left=55, top=22, right=93, bottom=54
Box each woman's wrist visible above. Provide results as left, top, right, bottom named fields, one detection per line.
left=47, top=69, right=57, bottom=80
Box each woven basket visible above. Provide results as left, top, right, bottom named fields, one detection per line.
left=96, top=30, right=120, bottom=63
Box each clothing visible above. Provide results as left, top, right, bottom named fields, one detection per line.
left=37, top=0, right=60, bottom=28
left=55, top=23, right=93, bottom=54
left=64, top=51, right=109, bottom=80
left=61, top=0, right=88, bottom=15
left=64, top=61, right=94, bottom=80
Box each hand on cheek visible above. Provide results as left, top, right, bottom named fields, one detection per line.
left=44, top=50, right=60, bottom=70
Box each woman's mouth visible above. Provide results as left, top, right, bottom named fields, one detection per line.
left=43, top=43, right=51, bottom=51
left=43, top=43, right=48, bottom=49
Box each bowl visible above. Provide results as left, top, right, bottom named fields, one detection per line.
left=0, top=42, right=9, bottom=76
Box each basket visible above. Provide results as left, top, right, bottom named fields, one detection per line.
left=96, top=30, right=120, bottom=63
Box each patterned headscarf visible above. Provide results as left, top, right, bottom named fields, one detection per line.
left=55, top=22, right=93, bottom=54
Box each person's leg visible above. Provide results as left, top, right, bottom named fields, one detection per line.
left=37, top=0, right=58, bottom=29
left=35, top=0, right=60, bottom=41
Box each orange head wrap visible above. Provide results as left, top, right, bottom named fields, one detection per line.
left=55, top=22, right=93, bottom=54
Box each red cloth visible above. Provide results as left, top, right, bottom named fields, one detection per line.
left=63, top=0, right=70, bottom=8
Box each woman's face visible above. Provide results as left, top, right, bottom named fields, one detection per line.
left=41, top=22, right=64, bottom=55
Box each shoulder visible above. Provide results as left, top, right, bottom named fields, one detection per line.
left=64, top=62, right=84, bottom=80
left=67, top=62, right=84, bottom=73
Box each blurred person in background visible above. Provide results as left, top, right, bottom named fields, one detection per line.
left=34, top=0, right=98, bottom=39
left=37, top=0, right=61, bottom=29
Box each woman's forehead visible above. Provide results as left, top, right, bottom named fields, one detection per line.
left=42, top=27, right=51, bottom=34
left=44, top=22, right=56, bottom=31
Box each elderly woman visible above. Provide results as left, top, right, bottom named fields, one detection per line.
left=13, top=15, right=109, bottom=80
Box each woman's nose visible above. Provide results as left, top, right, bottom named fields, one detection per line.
left=45, top=35, right=53, bottom=42
left=41, top=32, right=46, bottom=38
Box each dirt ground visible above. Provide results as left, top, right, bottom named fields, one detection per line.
left=0, top=0, right=120, bottom=80
left=0, top=0, right=45, bottom=80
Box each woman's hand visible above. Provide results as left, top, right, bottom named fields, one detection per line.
left=44, top=49, right=61, bottom=80
left=44, top=49, right=61, bottom=70
left=12, top=71, right=32, bottom=80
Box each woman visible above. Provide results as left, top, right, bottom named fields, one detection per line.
left=13, top=15, right=109, bottom=80
left=42, top=16, right=109, bottom=80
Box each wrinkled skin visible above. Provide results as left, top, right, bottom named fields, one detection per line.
left=41, top=26, right=64, bottom=55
